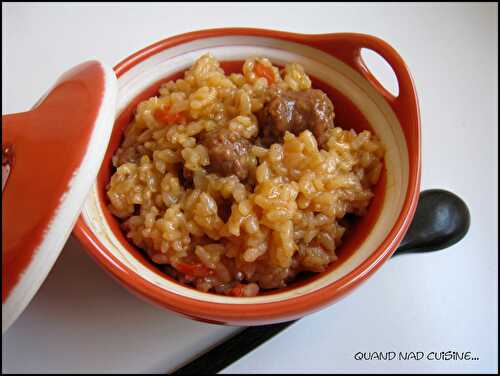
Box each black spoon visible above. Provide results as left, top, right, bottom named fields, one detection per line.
left=171, top=189, right=471, bottom=375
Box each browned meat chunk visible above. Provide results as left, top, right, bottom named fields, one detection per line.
left=199, top=128, right=252, bottom=180
left=258, top=88, right=335, bottom=147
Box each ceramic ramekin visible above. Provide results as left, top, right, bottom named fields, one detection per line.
left=73, top=28, right=421, bottom=326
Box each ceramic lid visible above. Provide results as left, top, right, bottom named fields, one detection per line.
left=2, top=60, right=117, bottom=333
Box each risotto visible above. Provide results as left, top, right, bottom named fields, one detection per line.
left=106, top=54, right=384, bottom=297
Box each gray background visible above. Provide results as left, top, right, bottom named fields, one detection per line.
left=2, top=2, right=498, bottom=373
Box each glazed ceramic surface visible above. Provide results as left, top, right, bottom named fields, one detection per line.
left=2, top=61, right=117, bottom=333
left=74, top=29, right=420, bottom=325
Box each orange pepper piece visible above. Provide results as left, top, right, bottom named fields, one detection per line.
left=154, top=105, right=187, bottom=125
left=174, top=261, right=211, bottom=278
left=254, top=62, right=275, bottom=85
left=228, top=283, right=245, bottom=297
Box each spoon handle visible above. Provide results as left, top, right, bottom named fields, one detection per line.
left=394, top=189, right=470, bottom=255
left=171, top=189, right=471, bottom=375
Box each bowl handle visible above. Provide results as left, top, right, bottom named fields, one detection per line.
left=321, top=33, right=419, bottom=116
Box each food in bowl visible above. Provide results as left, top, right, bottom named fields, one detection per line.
left=106, top=54, right=384, bottom=297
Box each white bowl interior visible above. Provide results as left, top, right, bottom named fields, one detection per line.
left=81, top=35, right=409, bottom=304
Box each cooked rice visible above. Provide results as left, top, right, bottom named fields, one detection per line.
left=106, top=54, right=384, bottom=297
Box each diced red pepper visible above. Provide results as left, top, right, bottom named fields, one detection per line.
left=154, top=105, right=187, bottom=125
left=228, top=283, right=245, bottom=297
left=174, top=261, right=211, bottom=278
left=254, top=62, right=275, bottom=85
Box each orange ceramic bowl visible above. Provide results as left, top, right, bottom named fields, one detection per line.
left=73, top=28, right=420, bottom=326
